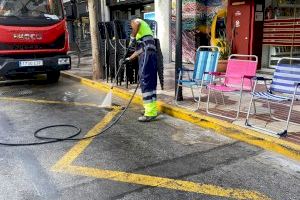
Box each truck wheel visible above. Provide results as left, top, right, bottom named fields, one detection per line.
left=47, top=71, right=60, bottom=83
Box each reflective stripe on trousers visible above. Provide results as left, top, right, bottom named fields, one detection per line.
left=143, top=90, right=157, bottom=117
left=137, top=39, right=158, bottom=117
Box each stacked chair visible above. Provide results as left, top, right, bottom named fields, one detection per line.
left=104, top=22, right=117, bottom=83
left=113, top=20, right=131, bottom=86
left=98, top=22, right=107, bottom=80
left=99, top=19, right=160, bottom=88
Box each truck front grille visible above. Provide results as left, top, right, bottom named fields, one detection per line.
left=0, top=34, right=65, bottom=51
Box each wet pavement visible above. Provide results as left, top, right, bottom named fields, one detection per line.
left=68, top=56, right=300, bottom=144
left=0, top=77, right=299, bottom=200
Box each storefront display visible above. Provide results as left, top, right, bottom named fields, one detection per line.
left=106, top=0, right=154, bottom=20
left=262, top=0, right=300, bottom=68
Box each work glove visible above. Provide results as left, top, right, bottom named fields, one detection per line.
left=128, top=36, right=136, bottom=48
left=119, top=58, right=130, bottom=67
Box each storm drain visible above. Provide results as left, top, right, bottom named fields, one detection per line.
left=0, top=88, right=34, bottom=97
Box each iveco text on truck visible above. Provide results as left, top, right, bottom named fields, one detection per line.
left=0, top=0, right=74, bottom=82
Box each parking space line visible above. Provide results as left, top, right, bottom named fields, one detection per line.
left=51, top=108, right=120, bottom=171
left=51, top=109, right=270, bottom=200
left=63, top=165, right=270, bottom=200
left=62, top=72, right=300, bottom=161
left=0, top=96, right=107, bottom=108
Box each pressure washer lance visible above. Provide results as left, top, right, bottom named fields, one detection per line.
left=101, top=43, right=141, bottom=108
left=0, top=52, right=140, bottom=146
left=101, top=57, right=129, bottom=108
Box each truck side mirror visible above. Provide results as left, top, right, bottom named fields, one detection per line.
left=66, top=2, right=77, bottom=21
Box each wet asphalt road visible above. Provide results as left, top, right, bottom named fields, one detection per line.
left=0, top=77, right=299, bottom=200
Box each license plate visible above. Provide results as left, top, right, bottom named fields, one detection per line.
left=19, top=60, right=43, bottom=67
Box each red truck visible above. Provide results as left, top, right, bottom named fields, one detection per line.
left=0, top=0, right=74, bottom=82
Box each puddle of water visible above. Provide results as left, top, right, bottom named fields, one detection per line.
left=62, top=89, right=88, bottom=102
left=172, top=129, right=225, bottom=146
left=161, top=117, right=232, bottom=146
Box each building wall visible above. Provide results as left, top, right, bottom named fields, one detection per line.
left=100, top=0, right=110, bottom=21
left=155, top=0, right=172, bottom=63
left=92, top=0, right=228, bottom=63
left=171, top=0, right=227, bottom=63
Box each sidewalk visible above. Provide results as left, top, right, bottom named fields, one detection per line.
left=67, top=54, right=300, bottom=148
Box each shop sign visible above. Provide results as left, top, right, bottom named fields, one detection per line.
left=256, top=4, right=263, bottom=12
left=144, top=12, right=155, bottom=20
left=255, top=12, right=263, bottom=21
left=235, top=20, right=241, bottom=28
left=235, top=10, right=242, bottom=16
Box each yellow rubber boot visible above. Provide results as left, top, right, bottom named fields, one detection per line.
left=138, top=101, right=157, bottom=122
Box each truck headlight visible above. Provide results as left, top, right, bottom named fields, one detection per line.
left=58, top=58, right=70, bottom=65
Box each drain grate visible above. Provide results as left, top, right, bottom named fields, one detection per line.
left=0, top=88, right=34, bottom=97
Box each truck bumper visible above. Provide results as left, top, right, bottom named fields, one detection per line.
left=0, top=55, right=71, bottom=77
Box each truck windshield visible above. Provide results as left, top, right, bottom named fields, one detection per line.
left=0, top=0, right=63, bottom=20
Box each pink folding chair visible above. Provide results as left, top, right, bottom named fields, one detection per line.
left=206, top=54, right=258, bottom=120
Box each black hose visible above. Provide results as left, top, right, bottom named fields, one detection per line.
left=0, top=47, right=141, bottom=147
left=0, top=125, right=81, bottom=146
left=0, top=81, right=139, bottom=146
left=36, top=81, right=140, bottom=142
left=0, top=74, right=139, bottom=146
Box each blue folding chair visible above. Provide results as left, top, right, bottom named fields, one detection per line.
left=175, top=46, right=220, bottom=111
left=246, top=57, right=300, bottom=137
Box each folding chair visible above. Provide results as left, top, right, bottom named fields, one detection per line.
left=206, top=54, right=258, bottom=120
left=246, top=57, right=300, bottom=137
left=175, top=46, right=220, bottom=111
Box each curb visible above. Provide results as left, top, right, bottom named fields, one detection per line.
left=62, top=72, right=300, bottom=161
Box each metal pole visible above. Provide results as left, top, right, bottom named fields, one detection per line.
left=175, top=0, right=183, bottom=100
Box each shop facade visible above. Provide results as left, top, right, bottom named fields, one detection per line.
left=67, top=0, right=300, bottom=68
left=262, top=0, right=300, bottom=69
left=177, top=0, right=300, bottom=69
left=104, top=0, right=171, bottom=62
left=226, top=0, right=300, bottom=70
left=105, top=0, right=155, bottom=20
left=104, top=0, right=229, bottom=63
left=63, top=0, right=90, bottom=42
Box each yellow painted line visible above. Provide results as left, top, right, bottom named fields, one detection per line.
left=61, top=165, right=270, bottom=200
left=158, top=102, right=300, bottom=161
left=62, top=72, right=300, bottom=161
left=0, top=96, right=111, bottom=108
left=62, top=72, right=143, bottom=105
left=50, top=104, right=270, bottom=200
left=51, top=108, right=120, bottom=171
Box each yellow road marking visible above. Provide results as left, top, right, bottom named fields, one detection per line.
left=62, top=72, right=300, bottom=161
left=51, top=108, right=120, bottom=171
left=159, top=103, right=300, bottom=161
left=51, top=107, right=270, bottom=200
left=63, top=165, right=270, bottom=200
left=63, top=72, right=143, bottom=105
left=0, top=96, right=109, bottom=108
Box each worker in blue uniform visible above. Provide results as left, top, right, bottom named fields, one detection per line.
left=123, top=17, right=158, bottom=122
